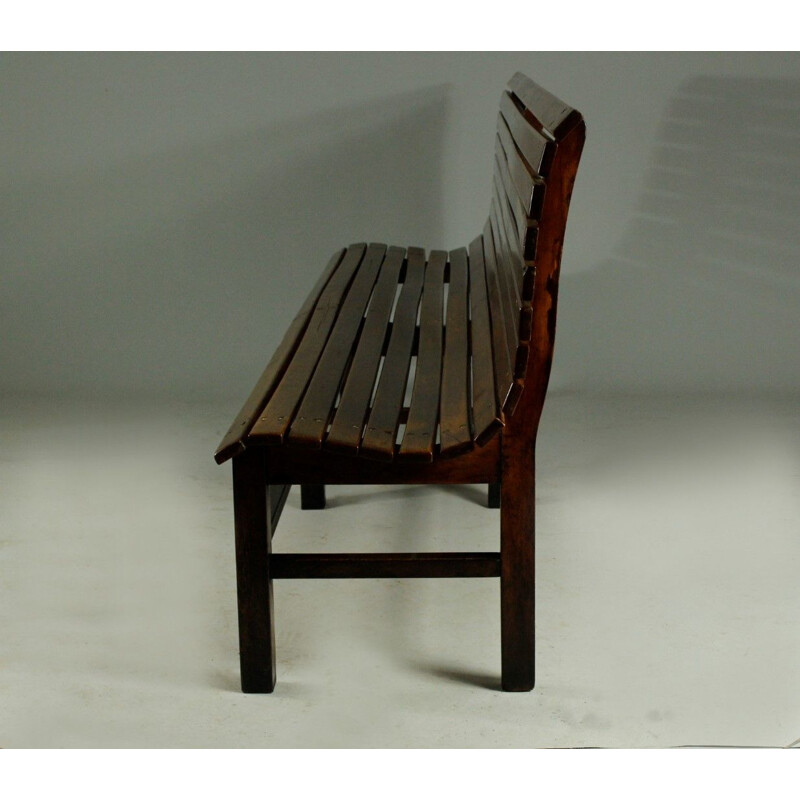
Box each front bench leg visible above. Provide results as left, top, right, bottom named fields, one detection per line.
left=301, top=484, right=326, bottom=510
left=233, top=449, right=276, bottom=693
left=500, top=443, right=536, bottom=692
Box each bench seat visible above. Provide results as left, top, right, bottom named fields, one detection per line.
left=215, top=234, right=520, bottom=466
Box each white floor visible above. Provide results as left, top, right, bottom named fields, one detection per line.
left=1, top=392, right=799, bottom=748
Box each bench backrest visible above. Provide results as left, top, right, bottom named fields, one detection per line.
left=485, top=72, right=585, bottom=419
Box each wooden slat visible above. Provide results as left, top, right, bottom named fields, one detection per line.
left=271, top=552, right=501, bottom=579
left=466, top=236, right=504, bottom=446
left=492, top=173, right=524, bottom=289
left=214, top=248, right=346, bottom=464
left=360, top=247, right=426, bottom=461
left=496, top=123, right=546, bottom=219
left=486, top=213, right=523, bottom=382
left=265, top=430, right=501, bottom=485
left=494, top=141, right=540, bottom=263
left=508, top=71, right=582, bottom=140
left=494, top=143, right=528, bottom=245
left=287, top=243, right=387, bottom=448
left=489, top=207, right=530, bottom=384
left=325, top=246, right=406, bottom=455
left=479, top=224, right=515, bottom=416
left=499, top=93, right=556, bottom=177
left=399, top=250, right=447, bottom=462
left=249, top=244, right=367, bottom=445
left=439, top=247, right=472, bottom=458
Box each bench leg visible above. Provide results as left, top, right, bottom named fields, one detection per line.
left=488, top=482, right=501, bottom=509
left=301, top=484, right=326, bottom=510
left=233, top=449, right=276, bottom=693
left=500, top=450, right=536, bottom=691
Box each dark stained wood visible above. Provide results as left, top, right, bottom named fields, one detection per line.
left=360, top=247, right=426, bottom=461
left=269, top=483, right=291, bottom=536
left=249, top=243, right=367, bottom=445
left=527, top=121, right=587, bottom=422
left=466, top=236, right=504, bottom=446
left=233, top=449, right=275, bottom=693
left=499, top=116, right=586, bottom=693
left=399, top=250, right=447, bottom=462
left=264, top=432, right=500, bottom=486
left=219, top=73, right=585, bottom=694
left=488, top=481, right=501, bottom=509
left=508, top=71, right=582, bottom=140
left=495, top=144, right=541, bottom=266
left=325, top=246, right=406, bottom=455
left=500, top=423, right=536, bottom=691
left=300, top=484, right=325, bottom=510
left=214, top=248, right=346, bottom=464
left=439, top=247, right=473, bottom=458
left=496, top=121, right=546, bottom=220
left=479, top=224, right=515, bottom=418
left=271, top=552, right=501, bottom=580
left=287, top=243, right=387, bottom=448
left=494, top=143, right=529, bottom=250
left=485, top=215, right=520, bottom=379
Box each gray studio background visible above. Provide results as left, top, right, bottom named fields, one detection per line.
left=3, top=53, right=799, bottom=748
left=3, top=51, right=799, bottom=401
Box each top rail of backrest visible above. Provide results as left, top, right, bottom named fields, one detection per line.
left=506, top=72, right=584, bottom=144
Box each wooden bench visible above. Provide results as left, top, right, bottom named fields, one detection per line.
left=215, top=72, right=586, bottom=692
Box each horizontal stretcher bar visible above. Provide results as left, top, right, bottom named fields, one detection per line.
left=270, top=552, right=501, bottom=579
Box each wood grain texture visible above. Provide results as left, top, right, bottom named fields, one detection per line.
left=287, top=243, right=387, bottom=448
left=508, top=71, right=582, bottom=140
left=250, top=244, right=367, bottom=445
left=399, top=250, right=447, bottom=462
left=467, top=236, right=504, bottom=446
left=325, top=246, right=406, bottom=455
left=360, top=247, right=426, bottom=461
left=220, top=73, right=586, bottom=694
left=439, top=247, right=473, bottom=457
left=214, top=248, right=346, bottom=464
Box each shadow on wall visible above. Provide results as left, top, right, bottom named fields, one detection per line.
left=0, top=86, right=450, bottom=399
left=555, top=76, right=800, bottom=393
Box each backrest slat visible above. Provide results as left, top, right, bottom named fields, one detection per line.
left=508, top=71, right=582, bottom=140
left=498, top=94, right=555, bottom=177
left=485, top=73, right=585, bottom=417
left=493, top=144, right=528, bottom=249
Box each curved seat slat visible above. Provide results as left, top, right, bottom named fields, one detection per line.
left=399, top=250, right=447, bottom=463
left=360, top=247, right=426, bottom=461
left=213, top=247, right=347, bottom=464
left=286, top=243, right=388, bottom=449
left=249, top=243, right=368, bottom=445
left=324, top=246, right=406, bottom=456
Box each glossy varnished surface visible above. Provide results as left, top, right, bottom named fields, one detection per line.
left=215, top=75, right=584, bottom=468
left=219, top=72, right=586, bottom=694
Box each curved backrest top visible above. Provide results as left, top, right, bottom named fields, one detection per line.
left=507, top=72, right=583, bottom=142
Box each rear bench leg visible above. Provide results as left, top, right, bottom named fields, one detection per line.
left=488, top=482, right=501, bottom=509
left=301, top=484, right=326, bottom=510
left=233, top=449, right=276, bottom=692
left=500, top=452, right=536, bottom=691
